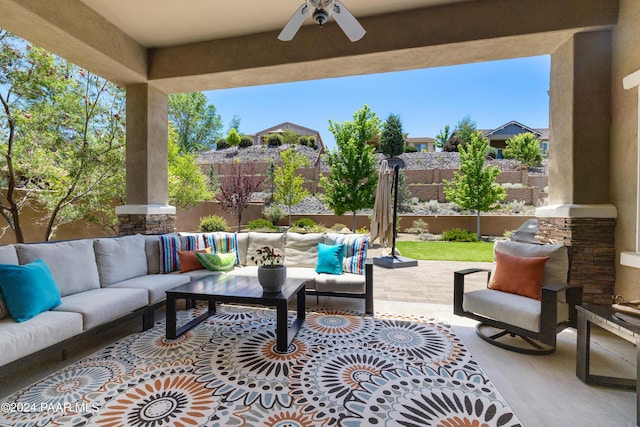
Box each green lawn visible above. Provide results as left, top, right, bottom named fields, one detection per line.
left=395, top=241, right=494, bottom=262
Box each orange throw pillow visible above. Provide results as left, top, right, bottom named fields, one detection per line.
left=490, top=250, right=550, bottom=300
left=178, top=248, right=211, bottom=273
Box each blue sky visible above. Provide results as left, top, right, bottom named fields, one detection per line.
left=206, top=55, right=550, bottom=150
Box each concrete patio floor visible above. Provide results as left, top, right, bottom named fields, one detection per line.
left=1, top=259, right=637, bottom=426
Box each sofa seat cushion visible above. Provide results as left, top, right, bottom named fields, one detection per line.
left=0, top=311, right=83, bottom=367
left=109, top=274, right=192, bottom=304
left=16, top=239, right=100, bottom=297
left=94, top=234, right=148, bottom=286
left=184, top=269, right=221, bottom=281
left=226, top=265, right=260, bottom=277
left=315, top=273, right=365, bottom=294
left=53, top=288, right=148, bottom=330
left=463, top=288, right=569, bottom=333
left=227, top=266, right=317, bottom=291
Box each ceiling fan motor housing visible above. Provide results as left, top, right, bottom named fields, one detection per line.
left=312, top=8, right=330, bottom=27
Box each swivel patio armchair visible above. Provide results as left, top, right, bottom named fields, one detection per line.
left=454, top=241, right=582, bottom=355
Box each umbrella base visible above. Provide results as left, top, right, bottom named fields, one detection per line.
left=372, top=255, right=418, bottom=269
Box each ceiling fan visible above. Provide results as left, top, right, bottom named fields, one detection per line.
left=278, top=0, right=366, bottom=42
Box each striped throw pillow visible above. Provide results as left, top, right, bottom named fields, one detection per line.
left=328, top=234, right=369, bottom=275
left=203, top=232, right=239, bottom=265
left=159, top=235, right=197, bottom=273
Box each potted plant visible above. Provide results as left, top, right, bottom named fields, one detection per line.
left=251, top=246, right=286, bottom=292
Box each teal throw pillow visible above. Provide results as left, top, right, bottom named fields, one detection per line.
left=0, top=259, right=62, bottom=322
left=316, top=243, right=345, bottom=275
left=196, top=252, right=236, bottom=272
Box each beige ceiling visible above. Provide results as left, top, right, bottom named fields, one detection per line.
left=0, top=0, right=619, bottom=93
left=78, top=0, right=469, bottom=48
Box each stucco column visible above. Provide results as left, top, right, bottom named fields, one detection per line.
left=538, top=30, right=616, bottom=304
left=116, top=84, right=176, bottom=235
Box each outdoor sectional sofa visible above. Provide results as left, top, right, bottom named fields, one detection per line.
left=0, top=231, right=372, bottom=369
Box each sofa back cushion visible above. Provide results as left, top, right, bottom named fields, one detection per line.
left=0, top=245, right=19, bottom=265
left=284, top=233, right=324, bottom=268
left=236, top=233, right=249, bottom=266
left=247, top=232, right=286, bottom=266
left=0, top=245, right=18, bottom=319
left=16, top=239, right=100, bottom=296
left=144, top=235, right=162, bottom=274
left=325, top=233, right=369, bottom=275
left=94, top=235, right=148, bottom=286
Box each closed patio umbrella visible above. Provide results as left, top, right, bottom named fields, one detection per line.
left=370, top=159, right=393, bottom=247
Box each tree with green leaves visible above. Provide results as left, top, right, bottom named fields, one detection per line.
left=321, top=105, right=380, bottom=231
left=504, top=132, right=543, bottom=168
left=0, top=31, right=126, bottom=241
left=444, top=132, right=506, bottom=239
left=281, top=128, right=299, bottom=145
left=379, top=113, right=405, bottom=157
left=274, top=148, right=311, bottom=226
left=435, top=124, right=451, bottom=149
left=444, top=115, right=478, bottom=152
left=167, top=124, right=213, bottom=210
left=168, top=92, right=223, bottom=153
left=226, top=128, right=241, bottom=146
left=227, top=114, right=241, bottom=135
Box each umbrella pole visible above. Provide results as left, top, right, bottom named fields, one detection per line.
left=391, top=165, right=399, bottom=259
left=373, top=163, right=417, bottom=269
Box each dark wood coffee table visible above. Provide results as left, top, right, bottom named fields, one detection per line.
left=165, top=274, right=306, bottom=352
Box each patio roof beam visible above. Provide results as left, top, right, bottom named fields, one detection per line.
left=147, top=0, right=619, bottom=93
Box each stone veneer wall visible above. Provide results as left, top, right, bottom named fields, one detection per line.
left=537, top=217, right=615, bottom=305
left=117, top=214, right=176, bottom=236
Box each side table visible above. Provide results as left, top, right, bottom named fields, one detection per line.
left=576, top=305, right=640, bottom=426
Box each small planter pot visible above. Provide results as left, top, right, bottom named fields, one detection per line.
left=257, top=265, right=287, bottom=293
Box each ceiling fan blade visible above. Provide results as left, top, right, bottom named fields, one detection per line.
left=332, top=1, right=365, bottom=42
left=278, top=3, right=309, bottom=41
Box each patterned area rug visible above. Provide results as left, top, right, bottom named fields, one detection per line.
left=1, top=305, right=521, bottom=426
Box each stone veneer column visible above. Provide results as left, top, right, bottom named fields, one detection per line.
left=116, top=83, right=176, bottom=235
left=536, top=205, right=617, bottom=305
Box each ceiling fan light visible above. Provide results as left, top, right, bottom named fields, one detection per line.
left=312, top=9, right=329, bottom=27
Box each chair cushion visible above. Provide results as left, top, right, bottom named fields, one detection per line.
left=16, top=239, right=100, bottom=297
left=316, top=243, right=345, bottom=275
left=0, top=259, right=62, bottom=322
left=94, top=234, right=148, bottom=286
left=493, top=241, right=568, bottom=286
left=463, top=288, right=569, bottom=333
left=490, top=251, right=549, bottom=300
left=284, top=232, right=324, bottom=268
